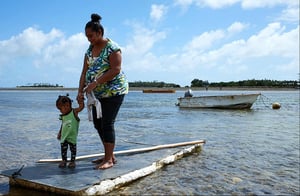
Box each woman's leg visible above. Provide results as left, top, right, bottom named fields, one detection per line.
left=95, top=95, right=124, bottom=169
left=92, top=106, right=104, bottom=141
left=91, top=105, right=117, bottom=164
left=99, top=142, right=115, bottom=169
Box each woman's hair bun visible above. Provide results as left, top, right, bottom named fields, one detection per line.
left=91, top=13, right=102, bottom=23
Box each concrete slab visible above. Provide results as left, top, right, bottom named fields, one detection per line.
left=1, top=142, right=204, bottom=195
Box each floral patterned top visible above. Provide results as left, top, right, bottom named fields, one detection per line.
left=85, top=39, right=128, bottom=98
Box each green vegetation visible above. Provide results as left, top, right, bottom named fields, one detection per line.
left=129, top=81, right=180, bottom=88
left=16, top=79, right=299, bottom=89
left=130, top=79, right=299, bottom=88
left=17, top=83, right=63, bottom=88
left=191, top=79, right=299, bottom=88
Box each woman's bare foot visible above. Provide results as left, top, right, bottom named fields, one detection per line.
left=68, top=161, right=76, bottom=168
left=92, top=157, right=117, bottom=164
left=94, top=160, right=114, bottom=170
left=58, top=161, right=66, bottom=168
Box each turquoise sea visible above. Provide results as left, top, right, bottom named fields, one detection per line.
left=0, top=89, right=299, bottom=195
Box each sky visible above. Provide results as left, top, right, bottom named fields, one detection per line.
left=0, top=0, right=299, bottom=87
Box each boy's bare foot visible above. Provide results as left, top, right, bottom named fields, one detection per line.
left=68, top=161, right=76, bottom=168
left=58, top=161, right=66, bottom=168
left=94, top=161, right=114, bottom=170
left=92, top=157, right=117, bottom=164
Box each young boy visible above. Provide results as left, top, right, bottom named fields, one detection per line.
left=56, top=94, right=84, bottom=168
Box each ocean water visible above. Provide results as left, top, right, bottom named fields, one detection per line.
left=0, top=90, right=299, bottom=195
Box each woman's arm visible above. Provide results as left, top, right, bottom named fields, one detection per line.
left=77, top=55, right=89, bottom=102
left=84, top=50, right=122, bottom=93
left=74, top=100, right=85, bottom=115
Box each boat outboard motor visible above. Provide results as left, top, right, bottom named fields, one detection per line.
left=184, top=89, right=193, bottom=97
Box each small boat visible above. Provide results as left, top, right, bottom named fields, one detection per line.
left=177, top=91, right=260, bottom=109
left=143, top=89, right=176, bottom=93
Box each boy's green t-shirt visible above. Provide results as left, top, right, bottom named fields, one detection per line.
left=60, top=110, right=79, bottom=144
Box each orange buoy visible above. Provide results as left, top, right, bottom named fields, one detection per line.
left=272, top=102, right=281, bottom=109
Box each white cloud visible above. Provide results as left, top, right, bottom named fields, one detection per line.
left=217, top=23, right=296, bottom=61
left=182, top=22, right=299, bottom=80
left=174, top=0, right=239, bottom=9
left=124, top=21, right=298, bottom=83
left=276, top=7, right=299, bottom=23
left=0, top=27, right=89, bottom=87
left=121, top=13, right=298, bottom=84
left=123, top=23, right=166, bottom=71
left=181, top=22, right=247, bottom=58
left=227, top=22, right=248, bottom=34
left=150, top=4, right=168, bottom=22
left=241, top=0, right=298, bottom=9
left=242, top=23, right=298, bottom=58
left=197, top=0, right=240, bottom=9
left=0, top=27, right=87, bottom=72
left=183, top=30, right=225, bottom=52
left=1, top=1, right=298, bottom=87
left=173, top=0, right=194, bottom=8
left=241, top=0, right=299, bottom=23
left=0, top=27, right=63, bottom=66
left=174, top=0, right=299, bottom=10
left=34, top=33, right=87, bottom=70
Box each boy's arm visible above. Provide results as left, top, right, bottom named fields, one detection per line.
left=57, top=126, right=62, bottom=140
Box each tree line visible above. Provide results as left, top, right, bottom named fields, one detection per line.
left=129, top=81, right=180, bottom=88
left=191, top=79, right=299, bottom=88
left=17, top=83, right=63, bottom=88
left=129, top=79, right=299, bottom=88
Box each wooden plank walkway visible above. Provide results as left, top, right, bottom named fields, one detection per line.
left=1, top=140, right=205, bottom=195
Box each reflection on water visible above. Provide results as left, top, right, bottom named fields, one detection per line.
left=0, top=90, right=299, bottom=195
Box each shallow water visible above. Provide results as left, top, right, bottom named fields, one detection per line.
left=0, top=90, right=299, bottom=195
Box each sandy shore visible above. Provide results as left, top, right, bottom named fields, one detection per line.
left=0, top=86, right=298, bottom=91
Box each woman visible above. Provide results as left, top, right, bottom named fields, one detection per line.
left=77, top=13, right=128, bottom=169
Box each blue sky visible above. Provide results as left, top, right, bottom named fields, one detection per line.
left=0, top=0, right=299, bottom=87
